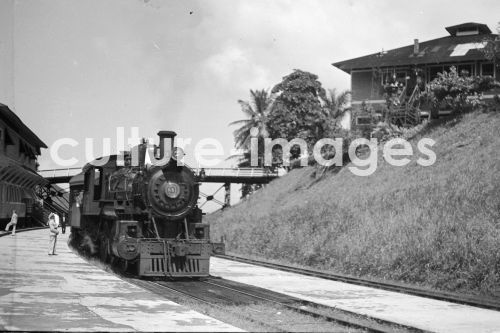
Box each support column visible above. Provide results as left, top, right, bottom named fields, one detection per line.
left=224, top=182, right=231, bottom=208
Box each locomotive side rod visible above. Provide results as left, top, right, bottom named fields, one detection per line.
left=150, top=215, right=161, bottom=239
left=183, top=218, right=190, bottom=241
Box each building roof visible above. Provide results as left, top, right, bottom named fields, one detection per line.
left=332, top=23, right=496, bottom=73
left=0, top=164, right=48, bottom=188
left=445, top=22, right=492, bottom=36
left=0, top=103, right=47, bottom=150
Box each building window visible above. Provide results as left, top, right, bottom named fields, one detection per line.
left=355, top=116, right=372, bottom=126
left=457, top=64, right=473, bottom=76
left=4, top=129, right=14, bottom=145
left=382, top=70, right=407, bottom=85
left=481, top=63, right=495, bottom=77
left=351, top=70, right=375, bottom=101
left=84, top=170, right=91, bottom=192
left=429, top=63, right=474, bottom=81
left=456, top=28, right=479, bottom=36
left=429, top=66, right=443, bottom=81
left=93, top=168, right=102, bottom=201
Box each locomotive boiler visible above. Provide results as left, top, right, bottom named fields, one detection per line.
left=68, top=131, right=224, bottom=278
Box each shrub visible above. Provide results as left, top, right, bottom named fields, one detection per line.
left=370, top=121, right=402, bottom=142
left=427, top=67, right=500, bottom=113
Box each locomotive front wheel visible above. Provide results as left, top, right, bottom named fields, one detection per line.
left=115, top=258, right=129, bottom=275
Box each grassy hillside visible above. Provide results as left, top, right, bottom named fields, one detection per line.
left=207, top=110, right=500, bottom=295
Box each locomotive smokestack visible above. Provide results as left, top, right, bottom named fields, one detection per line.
left=158, top=130, right=176, bottom=160
left=138, top=138, right=148, bottom=167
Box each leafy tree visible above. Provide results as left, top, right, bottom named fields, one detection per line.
left=267, top=70, right=329, bottom=161
left=482, top=22, right=500, bottom=62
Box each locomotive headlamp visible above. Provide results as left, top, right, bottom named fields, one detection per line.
left=165, top=182, right=181, bottom=199
left=127, top=225, right=137, bottom=238
left=194, top=226, right=205, bottom=239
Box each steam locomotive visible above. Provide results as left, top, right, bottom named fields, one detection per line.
left=68, top=131, right=224, bottom=278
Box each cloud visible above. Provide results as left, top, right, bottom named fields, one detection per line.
left=192, top=0, right=354, bottom=90
left=14, top=0, right=500, bottom=174
left=203, top=45, right=270, bottom=89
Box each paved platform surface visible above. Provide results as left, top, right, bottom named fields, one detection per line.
left=211, top=257, right=500, bottom=333
left=0, top=230, right=240, bottom=332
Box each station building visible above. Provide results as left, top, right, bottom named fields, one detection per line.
left=0, top=103, right=48, bottom=227
left=332, top=22, right=500, bottom=127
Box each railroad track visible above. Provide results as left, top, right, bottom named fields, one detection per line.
left=127, top=276, right=423, bottom=333
left=216, top=253, right=500, bottom=311
left=8, top=230, right=495, bottom=331
left=127, top=277, right=288, bottom=332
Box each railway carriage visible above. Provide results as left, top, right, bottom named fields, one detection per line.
left=68, top=131, right=224, bottom=278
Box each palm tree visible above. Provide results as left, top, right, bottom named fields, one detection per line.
left=229, top=89, right=274, bottom=151
left=228, top=89, right=274, bottom=198
left=323, top=88, right=351, bottom=126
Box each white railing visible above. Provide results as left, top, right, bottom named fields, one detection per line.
left=193, top=167, right=278, bottom=178
left=38, top=168, right=82, bottom=179
left=38, top=167, right=278, bottom=181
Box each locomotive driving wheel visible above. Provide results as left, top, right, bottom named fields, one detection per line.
left=112, top=258, right=128, bottom=275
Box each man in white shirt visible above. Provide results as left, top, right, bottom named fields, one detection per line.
left=48, top=213, right=59, bottom=255
left=5, top=210, right=18, bottom=236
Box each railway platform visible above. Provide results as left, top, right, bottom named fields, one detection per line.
left=211, top=257, right=500, bottom=333
left=0, top=229, right=240, bottom=332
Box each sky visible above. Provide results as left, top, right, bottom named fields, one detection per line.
left=8, top=0, right=500, bottom=209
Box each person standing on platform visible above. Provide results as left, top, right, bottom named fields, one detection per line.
left=54, top=213, right=60, bottom=228
left=61, top=215, right=66, bottom=234
left=48, top=213, right=59, bottom=255
left=5, top=210, right=18, bottom=236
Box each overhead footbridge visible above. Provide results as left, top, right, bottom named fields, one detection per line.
left=39, top=167, right=281, bottom=209
left=39, top=167, right=280, bottom=185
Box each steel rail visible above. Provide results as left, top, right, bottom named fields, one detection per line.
left=131, top=276, right=420, bottom=333
left=128, top=278, right=287, bottom=332
left=4, top=229, right=410, bottom=332
left=216, top=254, right=500, bottom=311
left=203, top=279, right=421, bottom=333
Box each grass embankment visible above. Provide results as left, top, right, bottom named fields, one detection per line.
left=208, top=110, right=500, bottom=296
